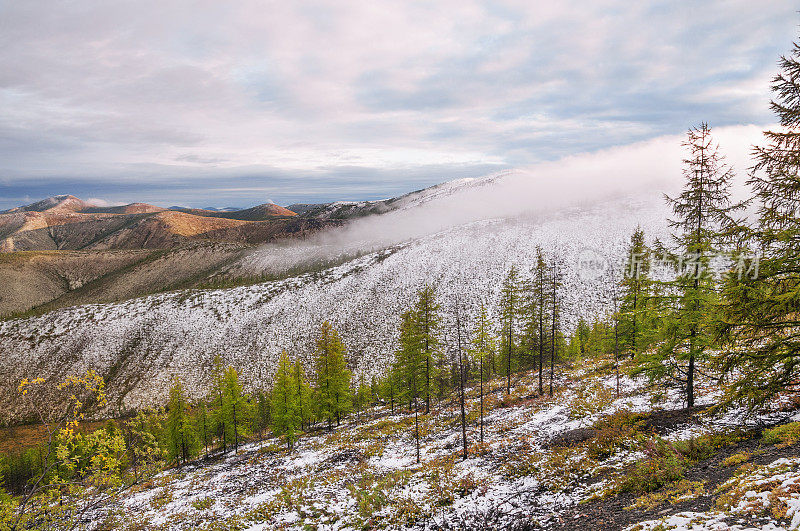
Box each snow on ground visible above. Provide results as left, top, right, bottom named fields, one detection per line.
left=628, top=457, right=800, bottom=531
left=0, top=195, right=669, bottom=419
left=82, top=362, right=798, bottom=530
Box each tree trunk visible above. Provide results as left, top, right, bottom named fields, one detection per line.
left=538, top=275, right=545, bottom=396
left=456, top=303, right=467, bottom=460
left=425, top=357, right=431, bottom=414
left=688, top=332, right=696, bottom=408
left=414, top=395, right=420, bottom=463
left=233, top=403, right=238, bottom=453
left=614, top=301, right=620, bottom=398
left=479, top=356, right=484, bottom=444
left=550, top=265, right=557, bottom=397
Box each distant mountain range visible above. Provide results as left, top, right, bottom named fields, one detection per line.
left=0, top=194, right=303, bottom=253
left=0, top=184, right=478, bottom=317
left=0, top=195, right=343, bottom=316
left=0, top=173, right=672, bottom=421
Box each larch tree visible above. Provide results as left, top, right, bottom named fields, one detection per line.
left=414, top=284, right=442, bottom=413
left=271, top=351, right=301, bottom=450
left=379, top=371, right=398, bottom=416
left=634, top=123, right=743, bottom=408
left=716, top=40, right=800, bottom=410
left=354, top=379, right=373, bottom=422
left=604, top=271, right=624, bottom=398
left=454, top=299, right=468, bottom=460
left=470, top=301, right=495, bottom=444
left=620, top=226, right=653, bottom=357
left=521, top=275, right=540, bottom=372
left=292, top=359, right=313, bottom=431
left=195, top=401, right=212, bottom=459
left=571, top=318, right=591, bottom=358
left=547, top=258, right=564, bottom=397
left=499, top=265, right=523, bottom=394
left=314, top=322, right=352, bottom=429
left=534, top=249, right=549, bottom=395
left=210, top=355, right=230, bottom=453
left=223, top=366, right=249, bottom=453
left=165, top=377, right=197, bottom=466
left=254, top=391, right=270, bottom=449
left=391, top=308, right=425, bottom=462
left=392, top=309, right=423, bottom=410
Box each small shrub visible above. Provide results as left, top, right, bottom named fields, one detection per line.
left=621, top=438, right=686, bottom=494
left=467, top=441, right=492, bottom=457
left=150, top=487, right=173, bottom=509
left=191, top=497, right=214, bottom=510
left=722, top=452, right=750, bottom=467
left=673, top=430, right=748, bottom=462
left=538, top=447, right=595, bottom=492
left=454, top=472, right=481, bottom=496
left=763, top=422, right=800, bottom=446
left=587, top=409, right=646, bottom=460
left=626, top=479, right=706, bottom=511
left=500, top=441, right=539, bottom=479
left=347, top=477, right=388, bottom=518
left=569, top=382, right=615, bottom=419
left=391, top=496, right=425, bottom=526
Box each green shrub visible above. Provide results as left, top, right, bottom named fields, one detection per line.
left=346, top=473, right=390, bottom=518
left=672, top=430, right=748, bottom=462
left=191, top=497, right=214, bottom=510
left=626, top=479, right=706, bottom=511
left=721, top=452, right=750, bottom=467
left=620, top=430, right=747, bottom=495
left=622, top=438, right=686, bottom=493
left=763, top=422, right=800, bottom=446
left=587, top=409, right=646, bottom=460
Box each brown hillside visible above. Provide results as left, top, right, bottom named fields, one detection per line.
left=175, top=203, right=297, bottom=220
left=80, top=203, right=166, bottom=215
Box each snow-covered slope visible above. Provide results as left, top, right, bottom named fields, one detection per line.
left=80, top=361, right=800, bottom=530
left=0, top=175, right=670, bottom=420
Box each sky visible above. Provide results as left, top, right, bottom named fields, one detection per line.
left=0, top=1, right=797, bottom=210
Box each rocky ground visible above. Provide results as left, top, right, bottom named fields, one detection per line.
left=80, top=359, right=800, bottom=530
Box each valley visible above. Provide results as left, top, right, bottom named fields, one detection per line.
left=4, top=3, right=800, bottom=530
left=0, top=178, right=669, bottom=422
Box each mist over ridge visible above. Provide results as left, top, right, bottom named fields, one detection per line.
left=241, top=124, right=763, bottom=276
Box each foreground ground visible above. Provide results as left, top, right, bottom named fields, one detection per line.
left=83, top=360, right=800, bottom=530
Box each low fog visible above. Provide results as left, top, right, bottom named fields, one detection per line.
left=243, top=124, right=766, bottom=275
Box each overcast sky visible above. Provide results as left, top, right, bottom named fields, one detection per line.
left=0, top=1, right=796, bottom=209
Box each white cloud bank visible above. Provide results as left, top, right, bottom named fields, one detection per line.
left=244, top=124, right=766, bottom=273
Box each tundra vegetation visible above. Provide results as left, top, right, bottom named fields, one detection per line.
left=4, top=29, right=800, bottom=531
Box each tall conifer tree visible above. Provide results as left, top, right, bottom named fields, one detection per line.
left=314, top=322, right=352, bottom=429
left=534, top=249, right=548, bottom=395
left=210, top=356, right=229, bottom=452
left=415, top=285, right=441, bottom=413
left=292, top=359, right=313, bottom=431
left=392, top=309, right=424, bottom=409
left=470, top=302, right=495, bottom=443
left=223, top=366, right=249, bottom=453
left=499, top=265, right=522, bottom=394
left=547, top=258, right=563, bottom=397
left=717, top=40, right=800, bottom=409
left=634, top=123, right=743, bottom=408
left=620, top=227, right=653, bottom=357
left=165, top=378, right=198, bottom=466
left=271, top=351, right=301, bottom=449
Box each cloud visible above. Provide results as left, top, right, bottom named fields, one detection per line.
left=84, top=197, right=127, bottom=207
left=242, top=124, right=765, bottom=274
left=0, top=1, right=795, bottom=208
